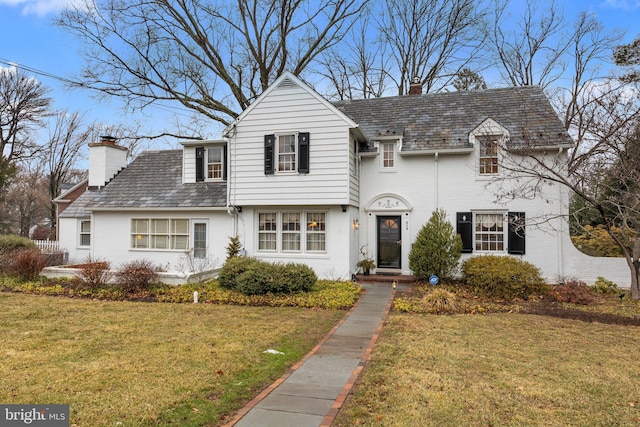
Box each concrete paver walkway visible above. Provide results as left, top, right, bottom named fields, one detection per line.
left=225, top=283, right=400, bottom=427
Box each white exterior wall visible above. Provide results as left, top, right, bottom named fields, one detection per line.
left=358, top=147, right=565, bottom=280
left=237, top=206, right=355, bottom=280
left=58, top=216, right=91, bottom=264
left=228, top=83, right=355, bottom=206
left=80, top=210, right=232, bottom=272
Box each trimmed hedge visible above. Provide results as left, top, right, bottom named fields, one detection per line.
left=461, top=255, right=548, bottom=299
left=219, top=257, right=317, bottom=295
left=0, top=234, right=36, bottom=252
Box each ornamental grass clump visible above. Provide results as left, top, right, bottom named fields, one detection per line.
left=421, top=288, right=458, bottom=314
left=461, top=255, right=548, bottom=299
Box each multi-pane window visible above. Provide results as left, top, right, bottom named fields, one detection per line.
left=282, top=212, right=301, bottom=251
left=382, top=142, right=395, bottom=168
left=131, top=219, right=189, bottom=250
left=207, top=147, right=223, bottom=179
left=278, top=135, right=296, bottom=172
left=258, top=212, right=326, bottom=253
left=306, top=212, right=326, bottom=251
left=475, top=213, right=504, bottom=251
left=479, top=136, right=499, bottom=174
left=258, top=213, right=277, bottom=251
left=79, top=220, right=91, bottom=246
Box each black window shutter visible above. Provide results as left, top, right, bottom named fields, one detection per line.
left=457, top=212, right=473, bottom=253
left=222, top=145, right=228, bottom=181
left=508, top=212, right=526, bottom=255
left=298, top=132, right=310, bottom=173
left=264, top=134, right=275, bottom=175
left=195, top=147, right=205, bottom=182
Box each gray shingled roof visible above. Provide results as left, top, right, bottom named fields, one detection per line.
left=333, top=86, right=573, bottom=152
left=60, top=150, right=227, bottom=218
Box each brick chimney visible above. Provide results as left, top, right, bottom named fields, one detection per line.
left=88, top=136, right=128, bottom=189
left=408, top=76, right=422, bottom=95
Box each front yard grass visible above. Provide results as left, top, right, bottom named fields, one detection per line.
left=334, top=312, right=640, bottom=426
left=0, top=292, right=346, bottom=426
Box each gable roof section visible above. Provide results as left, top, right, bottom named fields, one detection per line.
left=60, top=150, right=226, bottom=218
left=225, top=71, right=360, bottom=134
left=333, top=86, right=573, bottom=152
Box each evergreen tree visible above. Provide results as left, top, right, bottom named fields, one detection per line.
left=409, top=209, right=462, bottom=280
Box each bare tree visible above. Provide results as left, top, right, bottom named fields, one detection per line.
left=317, top=14, right=390, bottom=100
left=57, top=0, right=365, bottom=127
left=492, top=84, right=640, bottom=299
left=42, top=110, right=92, bottom=232
left=0, top=166, right=50, bottom=237
left=486, top=0, right=571, bottom=89
left=0, top=67, right=52, bottom=168
left=380, top=0, right=487, bottom=95
left=559, top=12, right=624, bottom=143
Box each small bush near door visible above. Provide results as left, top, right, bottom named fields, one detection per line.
left=409, top=209, right=462, bottom=280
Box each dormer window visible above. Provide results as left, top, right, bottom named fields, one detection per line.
left=382, top=142, right=395, bottom=168
left=207, top=147, right=224, bottom=179
left=479, top=136, right=499, bottom=175
left=195, top=144, right=226, bottom=182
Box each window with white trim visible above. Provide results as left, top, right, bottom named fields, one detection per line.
left=278, top=134, right=297, bottom=172
left=258, top=213, right=277, bottom=251
left=79, top=220, right=91, bottom=246
left=306, top=212, right=326, bottom=251
left=382, top=142, right=395, bottom=168
left=131, top=218, right=190, bottom=250
left=474, top=213, right=505, bottom=251
left=282, top=212, right=301, bottom=251
left=207, top=147, right=223, bottom=180
left=257, top=211, right=326, bottom=253
left=479, top=136, right=499, bottom=175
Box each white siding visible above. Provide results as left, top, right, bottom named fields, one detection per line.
left=229, top=84, right=355, bottom=206
left=183, top=147, right=196, bottom=183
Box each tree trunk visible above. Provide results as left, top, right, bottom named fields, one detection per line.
left=631, top=259, right=640, bottom=300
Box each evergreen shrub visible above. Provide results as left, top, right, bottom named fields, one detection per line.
left=461, top=255, right=548, bottom=299
left=219, top=256, right=317, bottom=295
left=409, top=209, right=462, bottom=280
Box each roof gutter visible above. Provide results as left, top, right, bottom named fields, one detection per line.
left=399, top=147, right=474, bottom=156
left=88, top=207, right=230, bottom=212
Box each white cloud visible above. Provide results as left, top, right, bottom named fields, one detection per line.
left=0, top=0, right=76, bottom=16
left=602, top=0, right=640, bottom=10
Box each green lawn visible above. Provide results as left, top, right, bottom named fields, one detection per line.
left=334, top=312, right=640, bottom=427
left=0, top=293, right=345, bottom=426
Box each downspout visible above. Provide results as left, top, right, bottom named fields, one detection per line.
left=225, top=124, right=239, bottom=237
left=557, top=147, right=564, bottom=278
left=434, top=152, right=439, bottom=208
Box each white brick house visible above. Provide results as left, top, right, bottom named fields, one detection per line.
left=56, top=72, right=629, bottom=286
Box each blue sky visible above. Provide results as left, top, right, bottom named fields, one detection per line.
left=1, top=0, right=639, bottom=149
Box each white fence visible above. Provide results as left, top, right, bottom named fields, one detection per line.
left=33, top=240, right=62, bottom=253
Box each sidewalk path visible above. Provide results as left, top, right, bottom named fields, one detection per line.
left=225, top=282, right=400, bottom=427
